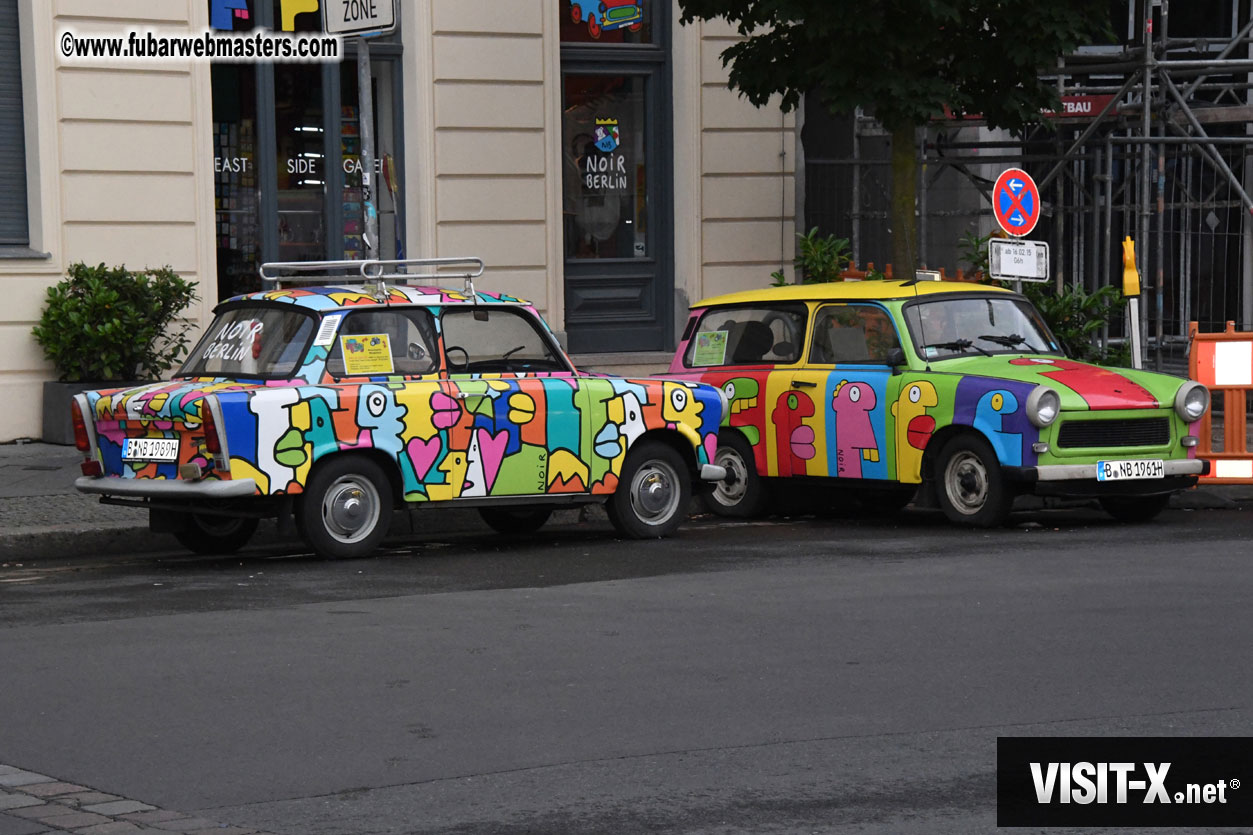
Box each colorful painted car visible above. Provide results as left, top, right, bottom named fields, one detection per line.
left=665, top=280, right=1210, bottom=526
left=72, top=261, right=727, bottom=558
left=568, top=0, right=642, bottom=38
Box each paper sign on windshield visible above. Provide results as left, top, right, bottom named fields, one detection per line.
left=693, top=331, right=729, bottom=366
left=340, top=333, right=394, bottom=375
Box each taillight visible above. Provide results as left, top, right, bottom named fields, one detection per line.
left=71, top=399, right=90, bottom=452
left=202, top=403, right=222, bottom=456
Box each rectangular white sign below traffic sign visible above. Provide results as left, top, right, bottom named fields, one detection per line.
left=323, top=0, right=396, bottom=37
left=988, top=238, right=1049, bottom=282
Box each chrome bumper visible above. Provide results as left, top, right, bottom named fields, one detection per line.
left=700, top=464, right=728, bottom=482
left=76, top=476, right=259, bottom=499
left=1034, top=458, right=1205, bottom=482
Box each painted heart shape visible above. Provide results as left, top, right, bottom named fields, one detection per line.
left=477, top=428, right=509, bottom=492
left=406, top=436, right=442, bottom=480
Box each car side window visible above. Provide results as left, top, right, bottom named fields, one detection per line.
left=439, top=308, right=568, bottom=374
left=683, top=304, right=807, bottom=368
left=810, top=304, right=901, bottom=365
left=325, top=308, right=440, bottom=377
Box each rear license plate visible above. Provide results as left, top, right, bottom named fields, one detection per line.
left=1097, top=458, right=1164, bottom=481
left=122, top=438, right=180, bottom=462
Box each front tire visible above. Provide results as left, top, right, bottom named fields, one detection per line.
left=172, top=513, right=258, bottom=555
left=1100, top=494, right=1169, bottom=523
left=297, top=455, right=394, bottom=559
left=607, top=440, right=692, bottom=538
left=701, top=430, right=767, bottom=518
left=479, top=506, right=553, bottom=535
left=935, top=434, right=1014, bottom=527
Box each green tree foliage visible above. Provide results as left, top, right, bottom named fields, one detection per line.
left=677, top=0, right=1110, bottom=275
left=33, top=262, right=199, bottom=382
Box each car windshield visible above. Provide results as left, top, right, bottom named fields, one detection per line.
left=179, top=306, right=316, bottom=379
left=903, top=295, right=1060, bottom=361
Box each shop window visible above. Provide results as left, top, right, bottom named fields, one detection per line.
left=562, top=75, right=648, bottom=260
left=275, top=64, right=326, bottom=263
left=0, top=0, right=29, bottom=247
left=559, top=0, right=652, bottom=44
left=212, top=64, right=260, bottom=298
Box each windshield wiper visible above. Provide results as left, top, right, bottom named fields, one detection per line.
left=978, top=333, right=1040, bottom=353
left=921, top=339, right=992, bottom=357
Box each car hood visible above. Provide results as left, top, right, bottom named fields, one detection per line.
left=85, top=378, right=269, bottom=423
left=932, top=355, right=1186, bottom=411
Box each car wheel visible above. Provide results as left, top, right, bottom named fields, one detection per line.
left=587, top=15, right=601, bottom=38
left=607, top=440, right=691, bottom=538
left=478, top=506, right=553, bottom=535
left=571, top=2, right=581, bottom=23
left=935, top=434, right=1013, bottom=527
left=1100, top=494, right=1169, bottom=523
left=700, top=430, right=767, bottom=518
left=297, top=455, right=394, bottom=559
left=172, top=513, right=258, bottom=555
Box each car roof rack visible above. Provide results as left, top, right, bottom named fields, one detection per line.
left=258, top=257, right=485, bottom=297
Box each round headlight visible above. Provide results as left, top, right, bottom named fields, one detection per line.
left=1174, top=381, right=1210, bottom=422
left=1026, top=385, right=1061, bottom=428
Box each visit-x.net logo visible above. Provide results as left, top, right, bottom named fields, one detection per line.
left=998, top=738, right=1251, bottom=827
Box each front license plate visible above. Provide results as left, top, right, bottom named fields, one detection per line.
left=122, top=438, right=180, bottom=462
left=1096, top=458, right=1164, bottom=481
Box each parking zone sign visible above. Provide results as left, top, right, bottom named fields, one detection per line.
left=323, top=0, right=396, bottom=37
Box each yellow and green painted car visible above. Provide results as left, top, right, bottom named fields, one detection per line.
left=665, top=280, right=1210, bottom=526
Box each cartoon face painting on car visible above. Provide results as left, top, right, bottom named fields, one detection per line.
left=72, top=258, right=727, bottom=558
left=666, top=279, right=1209, bottom=526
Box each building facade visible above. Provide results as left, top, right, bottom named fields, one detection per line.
left=0, top=0, right=797, bottom=442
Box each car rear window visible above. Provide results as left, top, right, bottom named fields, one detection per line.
left=179, top=306, right=316, bottom=379
left=683, top=304, right=807, bottom=368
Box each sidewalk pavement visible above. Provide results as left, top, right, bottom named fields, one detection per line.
left=3, top=440, right=1252, bottom=563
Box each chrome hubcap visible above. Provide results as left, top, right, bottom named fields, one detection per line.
left=713, top=447, right=748, bottom=506
left=945, top=451, right=988, bottom=515
left=322, top=475, right=381, bottom=543
left=630, top=460, right=680, bottom=525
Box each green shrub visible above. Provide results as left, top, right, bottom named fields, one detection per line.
left=32, top=262, right=199, bottom=382
left=771, top=227, right=852, bottom=285
left=1022, top=282, right=1130, bottom=367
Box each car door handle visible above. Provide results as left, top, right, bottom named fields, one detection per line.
left=455, top=392, right=489, bottom=401
left=791, top=380, right=817, bottom=389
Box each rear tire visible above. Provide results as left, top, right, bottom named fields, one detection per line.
left=607, top=440, right=691, bottom=538
left=1100, top=494, right=1169, bottom=523
left=935, top=434, right=1014, bottom=527
left=297, top=455, right=394, bottom=559
left=172, top=514, right=258, bottom=555
left=479, top=506, right=553, bottom=535
left=700, top=430, right=767, bottom=518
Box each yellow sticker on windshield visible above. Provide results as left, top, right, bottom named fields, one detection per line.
left=340, top=333, right=394, bottom=375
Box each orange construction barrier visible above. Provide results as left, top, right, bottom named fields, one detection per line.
left=1188, top=320, right=1253, bottom=483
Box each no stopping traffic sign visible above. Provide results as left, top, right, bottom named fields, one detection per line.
left=993, top=168, right=1041, bottom=237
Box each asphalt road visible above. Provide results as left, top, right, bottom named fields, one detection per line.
left=1, top=504, right=1251, bottom=834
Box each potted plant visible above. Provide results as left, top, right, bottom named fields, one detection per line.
left=32, top=262, right=198, bottom=444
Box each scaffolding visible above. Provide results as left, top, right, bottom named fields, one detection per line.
left=803, top=0, right=1253, bottom=373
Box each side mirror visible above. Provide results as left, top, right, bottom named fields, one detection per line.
left=885, top=347, right=906, bottom=374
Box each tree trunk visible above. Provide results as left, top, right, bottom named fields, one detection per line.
left=889, top=121, right=918, bottom=279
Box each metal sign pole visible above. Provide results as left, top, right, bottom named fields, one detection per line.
left=358, top=39, right=378, bottom=261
